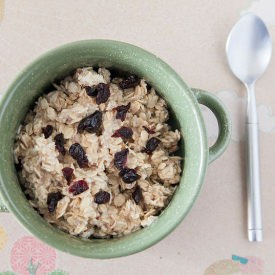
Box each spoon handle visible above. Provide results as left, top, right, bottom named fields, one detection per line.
left=246, top=83, right=263, bottom=242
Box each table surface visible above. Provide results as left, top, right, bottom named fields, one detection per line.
left=1, top=1, right=275, bottom=274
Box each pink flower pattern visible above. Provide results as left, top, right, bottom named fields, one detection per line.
left=239, top=256, right=263, bottom=274
left=10, top=236, right=56, bottom=275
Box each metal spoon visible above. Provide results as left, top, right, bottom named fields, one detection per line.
left=226, top=14, right=272, bottom=242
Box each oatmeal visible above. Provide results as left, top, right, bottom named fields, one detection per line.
left=14, top=67, right=182, bottom=238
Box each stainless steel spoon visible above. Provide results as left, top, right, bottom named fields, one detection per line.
left=226, top=14, right=272, bottom=242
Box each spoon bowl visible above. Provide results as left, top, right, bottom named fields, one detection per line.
left=226, top=14, right=272, bottom=85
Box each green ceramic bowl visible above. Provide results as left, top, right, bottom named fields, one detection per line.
left=0, top=40, right=231, bottom=258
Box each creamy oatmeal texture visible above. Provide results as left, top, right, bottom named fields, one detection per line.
left=14, top=67, right=182, bottom=238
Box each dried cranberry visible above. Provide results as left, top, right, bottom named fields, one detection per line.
left=132, top=185, right=143, bottom=204
left=42, top=125, right=53, bottom=139
left=85, top=86, right=97, bottom=97
left=69, top=180, right=89, bottom=195
left=119, top=75, right=140, bottom=89
left=115, top=103, right=131, bottom=121
left=62, top=167, right=74, bottom=184
left=77, top=111, right=102, bottom=134
left=94, top=191, right=110, bottom=204
left=142, top=137, right=161, bottom=154
left=69, top=143, right=89, bottom=168
left=47, top=192, right=63, bottom=213
left=119, top=167, right=141, bottom=183
left=143, top=126, right=156, bottom=134
left=54, top=133, right=66, bottom=155
left=95, top=83, right=110, bottom=105
left=112, top=127, right=133, bottom=140
left=114, top=149, right=129, bottom=170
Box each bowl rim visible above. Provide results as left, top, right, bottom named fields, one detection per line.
left=0, top=39, right=208, bottom=258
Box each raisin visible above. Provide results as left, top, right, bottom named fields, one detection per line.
left=119, top=75, right=140, bottom=89
left=114, top=149, right=129, bottom=170
left=119, top=167, right=141, bottom=183
left=111, top=127, right=133, bottom=140
left=115, top=103, right=131, bottom=121
left=85, top=83, right=110, bottom=104
left=54, top=133, right=66, bottom=155
left=47, top=192, right=63, bottom=213
left=69, top=143, right=89, bottom=168
left=69, top=180, right=89, bottom=195
left=77, top=111, right=102, bottom=134
left=62, top=167, right=74, bottom=184
left=142, top=137, right=161, bottom=154
left=143, top=126, right=156, bottom=134
left=95, top=83, right=110, bottom=105
left=94, top=191, right=110, bottom=204
left=85, top=86, right=98, bottom=97
left=132, top=185, right=143, bottom=204
left=42, top=125, right=53, bottom=139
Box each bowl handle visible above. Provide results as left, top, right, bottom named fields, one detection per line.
left=192, top=88, right=231, bottom=164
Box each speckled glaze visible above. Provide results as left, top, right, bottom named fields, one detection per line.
left=0, top=40, right=231, bottom=258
